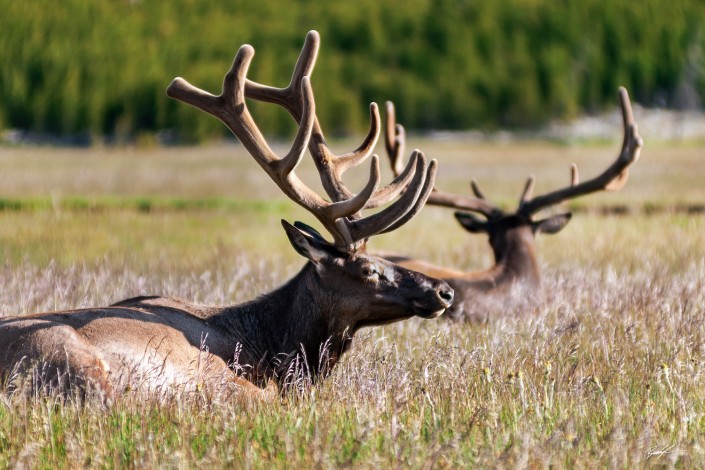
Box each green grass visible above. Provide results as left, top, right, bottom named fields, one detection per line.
left=1, top=141, right=704, bottom=467
left=0, top=196, right=291, bottom=213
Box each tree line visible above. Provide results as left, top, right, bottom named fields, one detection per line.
left=0, top=0, right=703, bottom=142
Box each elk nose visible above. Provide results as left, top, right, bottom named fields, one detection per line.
left=436, top=284, right=454, bottom=307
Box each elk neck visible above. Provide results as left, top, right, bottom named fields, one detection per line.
left=487, top=225, right=541, bottom=287
left=207, top=262, right=354, bottom=386
left=448, top=224, right=541, bottom=290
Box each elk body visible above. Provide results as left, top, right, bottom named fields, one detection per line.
left=0, top=31, right=453, bottom=399
left=382, top=89, right=643, bottom=321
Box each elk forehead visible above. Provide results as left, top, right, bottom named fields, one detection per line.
left=362, top=254, right=443, bottom=291
left=357, top=254, right=398, bottom=276
left=374, top=260, right=402, bottom=285
left=492, top=213, right=529, bottom=227
left=381, top=263, right=398, bottom=282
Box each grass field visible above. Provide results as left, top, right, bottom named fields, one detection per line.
left=0, top=138, right=704, bottom=467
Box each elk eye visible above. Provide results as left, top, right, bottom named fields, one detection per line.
left=361, top=265, right=377, bottom=278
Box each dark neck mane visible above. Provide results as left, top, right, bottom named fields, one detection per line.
left=208, top=263, right=353, bottom=387
left=448, top=229, right=541, bottom=291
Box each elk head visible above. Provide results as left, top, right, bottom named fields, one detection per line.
left=166, top=30, right=454, bottom=330
left=283, top=220, right=453, bottom=327
left=384, top=88, right=643, bottom=287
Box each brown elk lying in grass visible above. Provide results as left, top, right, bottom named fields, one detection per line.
left=382, top=88, right=643, bottom=321
left=0, top=31, right=453, bottom=400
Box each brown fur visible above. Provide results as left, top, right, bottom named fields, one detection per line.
left=382, top=215, right=556, bottom=322
left=0, top=237, right=452, bottom=399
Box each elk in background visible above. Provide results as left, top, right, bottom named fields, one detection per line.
left=382, top=88, right=642, bottom=321
left=0, top=31, right=453, bottom=400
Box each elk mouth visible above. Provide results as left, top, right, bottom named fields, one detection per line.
left=353, top=299, right=446, bottom=331
left=412, top=301, right=447, bottom=319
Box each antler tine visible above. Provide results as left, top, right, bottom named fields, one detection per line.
left=385, top=101, right=406, bottom=175
left=244, top=31, right=411, bottom=212
left=518, top=87, right=643, bottom=215
left=244, top=30, right=319, bottom=112
left=355, top=101, right=416, bottom=209
left=426, top=188, right=499, bottom=216
left=470, top=180, right=486, bottom=199
left=169, top=33, right=433, bottom=249
left=380, top=157, right=438, bottom=234
left=167, top=46, right=314, bottom=192
left=168, top=44, right=372, bottom=248
left=606, top=86, right=643, bottom=190
left=324, top=155, right=381, bottom=221
left=290, top=31, right=320, bottom=95
left=335, top=103, right=381, bottom=176
left=364, top=148, right=419, bottom=209
left=383, top=101, right=500, bottom=218
left=347, top=151, right=434, bottom=242
left=570, top=163, right=579, bottom=185
left=519, top=176, right=536, bottom=205
left=314, top=150, right=434, bottom=248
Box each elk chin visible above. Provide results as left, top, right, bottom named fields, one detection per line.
left=411, top=302, right=447, bottom=319
left=366, top=294, right=448, bottom=325
left=350, top=299, right=417, bottom=330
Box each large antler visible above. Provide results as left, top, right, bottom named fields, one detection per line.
left=245, top=31, right=417, bottom=211
left=384, top=102, right=500, bottom=217
left=517, top=87, right=643, bottom=215
left=167, top=33, right=436, bottom=250
left=384, top=87, right=643, bottom=218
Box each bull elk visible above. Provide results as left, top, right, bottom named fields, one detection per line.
left=0, top=31, right=453, bottom=399
left=382, top=88, right=642, bottom=321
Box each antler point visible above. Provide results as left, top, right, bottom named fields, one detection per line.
left=165, top=77, right=185, bottom=96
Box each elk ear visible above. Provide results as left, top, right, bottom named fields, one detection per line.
left=454, top=211, right=488, bottom=233
left=293, top=221, right=328, bottom=244
left=282, top=220, right=337, bottom=264
left=532, top=212, right=572, bottom=234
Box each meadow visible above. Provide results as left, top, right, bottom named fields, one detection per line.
left=0, top=135, right=704, bottom=467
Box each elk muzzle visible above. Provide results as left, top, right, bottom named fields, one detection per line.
left=405, top=273, right=454, bottom=318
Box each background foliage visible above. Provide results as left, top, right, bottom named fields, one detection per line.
left=1, top=0, right=704, bottom=141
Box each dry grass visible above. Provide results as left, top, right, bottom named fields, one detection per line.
left=1, top=226, right=704, bottom=467
left=0, top=140, right=704, bottom=467
left=1, top=137, right=703, bottom=207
